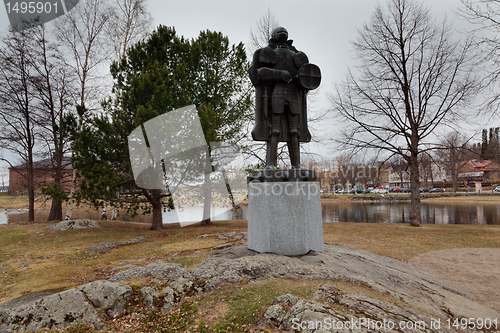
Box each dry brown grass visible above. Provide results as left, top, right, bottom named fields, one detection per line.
left=1, top=217, right=499, bottom=307
left=323, top=222, right=500, bottom=262
left=0, top=219, right=249, bottom=306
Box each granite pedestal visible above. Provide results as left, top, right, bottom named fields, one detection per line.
left=247, top=180, right=324, bottom=256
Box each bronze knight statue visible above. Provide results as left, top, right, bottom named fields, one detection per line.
left=249, top=27, right=321, bottom=170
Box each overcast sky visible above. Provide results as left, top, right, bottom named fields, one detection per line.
left=147, top=0, right=492, bottom=154
left=0, top=0, right=493, bottom=179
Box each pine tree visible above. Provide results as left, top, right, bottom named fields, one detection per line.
left=72, top=26, right=252, bottom=229
left=481, top=129, right=488, bottom=159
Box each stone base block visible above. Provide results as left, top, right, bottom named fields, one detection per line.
left=247, top=181, right=324, bottom=256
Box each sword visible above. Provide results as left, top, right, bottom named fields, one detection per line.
left=262, top=86, right=269, bottom=118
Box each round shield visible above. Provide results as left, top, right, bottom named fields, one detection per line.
left=298, top=64, right=322, bottom=90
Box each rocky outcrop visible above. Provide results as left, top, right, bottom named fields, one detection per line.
left=2, top=244, right=499, bottom=332
left=256, top=289, right=459, bottom=333
left=77, top=280, right=133, bottom=318
left=0, top=289, right=104, bottom=333
left=85, top=236, right=149, bottom=254
left=139, top=285, right=181, bottom=313
left=140, top=286, right=160, bottom=310
left=107, top=262, right=189, bottom=282
left=48, top=219, right=100, bottom=231
left=192, top=244, right=500, bottom=324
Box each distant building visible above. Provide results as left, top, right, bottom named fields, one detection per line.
left=457, top=160, right=500, bottom=189
left=8, top=157, right=74, bottom=194
left=387, top=162, right=447, bottom=188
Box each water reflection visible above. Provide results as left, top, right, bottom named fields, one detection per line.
left=322, top=202, right=500, bottom=225
left=0, top=210, right=8, bottom=224
left=162, top=206, right=244, bottom=224
left=1, top=202, right=498, bottom=225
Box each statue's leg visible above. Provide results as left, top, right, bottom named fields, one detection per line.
left=287, top=114, right=301, bottom=169
left=266, top=114, right=281, bottom=169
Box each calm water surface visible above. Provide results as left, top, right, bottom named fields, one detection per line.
left=163, top=201, right=500, bottom=225
left=321, top=202, right=500, bottom=225
left=1, top=202, right=498, bottom=225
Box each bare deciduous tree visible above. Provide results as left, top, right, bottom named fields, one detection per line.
left=106, top=0, right=153, bottom=61
left=29, top=25, right=77, bottom=221
left=389, top=156, right=409, bottom=188
left=434, top=131, right=479, bottom=192
left=331, top=0, right=481, bottom=226
left=249, top=8, right=279, bottom=53
left=56, top=0, right=114, bottom=220
left=58, top=0, right=154, bottom=220
left=56, top=0, right=113, bottom=109
left=458, top=0, right=500, bottom=111
left=0, top=29, right=39, bottom=221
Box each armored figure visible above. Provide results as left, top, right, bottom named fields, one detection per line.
left=249, top=27, right=321, bottom=169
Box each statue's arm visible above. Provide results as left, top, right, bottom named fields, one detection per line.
left=257, top=67, right=292, bottom=83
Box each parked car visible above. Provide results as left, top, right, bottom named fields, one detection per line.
left=429, top=188, right=445, bottom=193
left=390, top=188, right=401, bottom=193
left=495, top=186, right=500, bottom=192
left=401, top=187, right=411, bottom=193
left=419, top=187, right=430, bottom=193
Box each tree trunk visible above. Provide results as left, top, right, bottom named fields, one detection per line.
left=151, top=202, right=162, bottom=230
left=110, top=191, right=119, bottom=220
left=48, top=195, right=62, bottom=221
left=101, top=201, right=108, bottom=220
left=201, top=149, right=212, bottom=225
left=111, top=205, right=118, bottom=220
left=48, top=154, right=63, bottom=221
left=27, top=154, right=35, bottom=222
left=409, top=151, right=421, bottom=227
left=201, top=171, right=212, bottom=224
left=28, top=185, right=35, bottom=222
left=451, top=148, right=457, bottom=193
left=64, top=169, right=77, bottom=220
left=144, top=189, right=163, bottom=230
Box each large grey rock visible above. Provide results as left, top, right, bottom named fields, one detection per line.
left=161, top=287, right=178, bottom=313
left=108, top=262, right=189, bottom=282
left=191, top=244, right=500, bottom=323
left=140, top=287, right=160, bottom=310
left=273, top=294, right=299, bottom=307
left=191, top=252, right=340, bottom=281
left=170, top=277, right=194, bottom=293
left=247, top=181, right=324, bottom=255
left=140, top=286, right=180, bottom=313
left=259, top=290, right=458, bottom=333
left=0, top=289, right=103, bottom=332
left=215, top=246, right=258, bottom=259
left=281, top=299, right=356, bottom=332
left=48, top=219, right=100, bottom=231
left=77, top=280, right=133, bottom=318
left=261, top=304, right=286, bottom=328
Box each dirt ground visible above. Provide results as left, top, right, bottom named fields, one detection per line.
left=408, top=248, right=500, bottom=313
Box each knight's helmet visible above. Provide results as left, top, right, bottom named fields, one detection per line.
left=272, top=27, right=288, bottom=44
